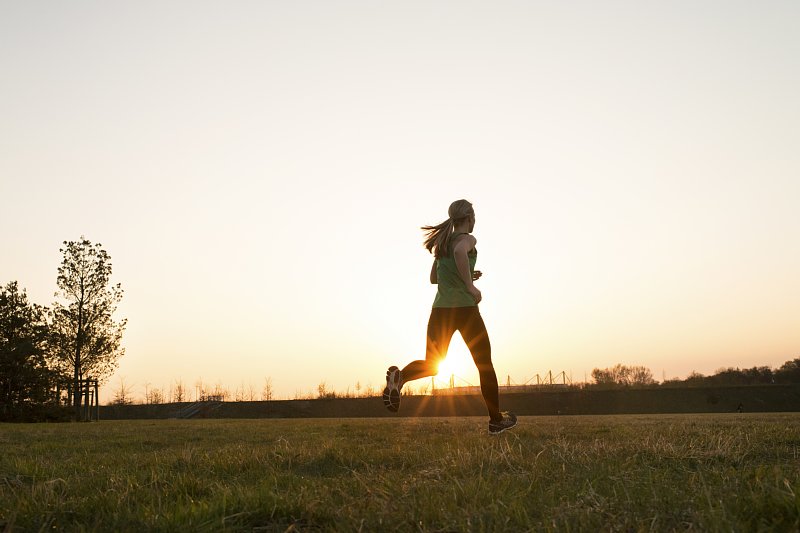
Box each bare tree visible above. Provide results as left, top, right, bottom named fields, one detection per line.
left=629, top=366, right=655, bottom=386
left=174, top=379, right=186, bottom=402
left=112, top=377, right=134, bottom=405
left=261, top=377, right=273, bottom=401
left=147, top=386, right=164, bottom=405
left=211, top=381, right=229, bottom=401
left=592, top=364, right=655, bottom=387
left=235, top=381, right=245, bottom=402
left=233, top=381, right=257, bottom=401
left=194, top=378, right=204, bottom=401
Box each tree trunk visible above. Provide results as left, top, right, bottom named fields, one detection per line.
left=73, top=351, right=81, bottom=420
left=73, top=318, right=83, bottom=421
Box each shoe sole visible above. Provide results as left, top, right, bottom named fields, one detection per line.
left=382, top=366, right=401, bottom=412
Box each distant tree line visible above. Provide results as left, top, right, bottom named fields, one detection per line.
left=108, top=376, right=280, bottom=406
left=590, top=360, right=800, bottom=389
left=665, top=360, right=800, bottom=387
left=591, top=364, right=656, bottom=386
left=1, top=238, right=125, bottom=422
left=119, top=377, right=378, bottom=404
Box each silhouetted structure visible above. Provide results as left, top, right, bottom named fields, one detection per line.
left=65, top=378, right=99, bottom=421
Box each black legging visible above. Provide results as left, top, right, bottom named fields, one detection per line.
left=401, top=306, right=501, bottom=422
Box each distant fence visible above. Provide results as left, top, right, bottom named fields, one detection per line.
left=429, top=370, right=573, bottom=396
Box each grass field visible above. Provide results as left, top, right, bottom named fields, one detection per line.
left=2, top=414, right=799, bottom=532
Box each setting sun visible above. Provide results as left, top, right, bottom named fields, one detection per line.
left=433, top=341, right=480, bottom=387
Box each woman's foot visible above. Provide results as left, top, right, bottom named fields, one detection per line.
left=382, top=366, right=402, bottom=412
left=488, top=412, right=517, bottom=435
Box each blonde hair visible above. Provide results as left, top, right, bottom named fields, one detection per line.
left=422, top=199, right=474, bottom=258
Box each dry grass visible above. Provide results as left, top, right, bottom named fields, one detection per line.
left=1, top=413, right=799, bottom=531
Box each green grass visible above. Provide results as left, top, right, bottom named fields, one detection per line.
left=1, top=414, right=799, bottom=531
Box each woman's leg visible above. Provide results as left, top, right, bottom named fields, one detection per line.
left=458, top=306, right=501, bottom=422
left=400, top=307, right=457, bottom=383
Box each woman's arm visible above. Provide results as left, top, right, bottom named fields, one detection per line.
left=453, top=236, right=482, bottom=304
left=430, top=260, right=438, bottom=284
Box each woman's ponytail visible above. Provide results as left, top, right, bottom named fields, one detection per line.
left=421, top=199, right=474, bottom=258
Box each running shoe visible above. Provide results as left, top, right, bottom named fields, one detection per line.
left=382, top=366, right=402, bottom=412
left=488, top=412, right=518, bottom=435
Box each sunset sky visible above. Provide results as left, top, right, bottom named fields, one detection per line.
left=2, top=1, right=798, bottom=403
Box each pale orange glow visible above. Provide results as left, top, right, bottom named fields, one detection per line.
left=1, top=3, right=798, bottom=404
left=432, top=341, right=480, bottom=388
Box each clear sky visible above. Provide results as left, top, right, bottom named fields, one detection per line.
left=2, top=1, right=798, bottom=403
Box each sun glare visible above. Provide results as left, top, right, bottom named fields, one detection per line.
left=433, top=341, right=479, bottom=386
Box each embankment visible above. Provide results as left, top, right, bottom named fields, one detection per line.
left=100, top=384, right=800, bottom=419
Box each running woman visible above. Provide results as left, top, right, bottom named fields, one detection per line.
left=383, top=199, right=517, bottom=435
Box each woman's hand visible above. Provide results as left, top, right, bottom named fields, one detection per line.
left=472, top=270, right=483, bottom=281
left=469, top=286, right=482, bottom=304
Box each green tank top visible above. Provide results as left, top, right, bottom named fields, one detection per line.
left=432, top=233, right=478, bottom=308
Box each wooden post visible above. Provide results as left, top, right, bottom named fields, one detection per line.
left=84, top=379, right=90, bottom=421
left=75, top=378, right=100, bottom=421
